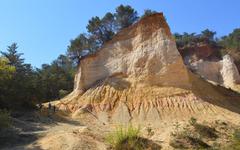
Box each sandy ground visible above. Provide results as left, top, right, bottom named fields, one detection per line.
left=1, top=107, right=240, bottom=150
left=1, top=111, right=167, bottom=150
left=1, top=112, right=110, bottom=150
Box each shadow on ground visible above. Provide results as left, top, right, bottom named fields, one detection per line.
left=0, top=110, right=82, bottom=150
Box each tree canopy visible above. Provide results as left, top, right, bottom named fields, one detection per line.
left=114, top=5, right=139, bottom=29
left=218, top=28, right=240, bottom=66
left=67, top=34, right=91, bottom=64
left=1, top=43, right=24, bottom=69
left=174, top=29, right=217, bottom=49
left=0, top=57, right=15, bottom=80
left=142, top=9, right=157, bottom=18
left=0, top=43, right=76, bottom=110
left=67, top=5, right=140, bottom=65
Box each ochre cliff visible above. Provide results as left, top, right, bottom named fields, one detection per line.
left=179, top=44, right=240, bottom=91
left=55, top=13, right=240, bottom=127
left=73, top=13, right=190, bottom=94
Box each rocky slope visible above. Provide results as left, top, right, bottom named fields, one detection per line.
left=54, top=13, right=240, bottom=128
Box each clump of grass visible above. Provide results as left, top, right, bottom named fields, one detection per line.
left=224, top=129, right=240, bottom=150
left=106, top=125, right=142, bottom=150
left=106, top=125, right=161, bottom=150
left=0, top=109, right=11, bottom=130
left=232, top=129, right=240, bottom=148
left=233, top=129, right=240, bottom=141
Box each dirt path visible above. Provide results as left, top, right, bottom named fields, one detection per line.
left=1, top=113, right=109, bottom=150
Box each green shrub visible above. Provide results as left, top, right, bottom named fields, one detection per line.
left=170, top=124, right=210, bottom=150
left=189, top=117, right=197, bottom=125
left=0, top=109, right=11, bottom=129
left=59, top=89, right=69, bottom=98
left=224, top=129, right=240, bottom=150
left=193, top=123, right=218, bottom=139
left=188, top=117, right=218, bottom=139
left=106, top=125, right=142, bottom=150
left=233, top=129, right=240, bottom=140
left=170, top=118, right=219, bottom=149
left=170, top=134, right=210, bottom=149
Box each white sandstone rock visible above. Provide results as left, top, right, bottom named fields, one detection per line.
left=221, top=54, right=240, bottom=88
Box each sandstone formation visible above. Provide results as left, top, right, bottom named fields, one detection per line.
left=73, top=13, right=190, bottom=93
left=221, top=55, right=240, bottom=88
left=187, top=59, right=222, bottom=83
left=185, top=54, right=240, bottom=91
left=55, top=13, right=240, bottom=127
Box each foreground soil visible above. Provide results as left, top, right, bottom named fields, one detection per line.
left=1, top=110, right=239, bottom=150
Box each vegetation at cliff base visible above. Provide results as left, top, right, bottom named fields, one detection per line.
left=0, top=43, right=75, bottom=110
left=106, top=125, right=161, bottom=150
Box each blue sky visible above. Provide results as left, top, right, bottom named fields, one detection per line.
left=0, top=0, right=239, bottom=67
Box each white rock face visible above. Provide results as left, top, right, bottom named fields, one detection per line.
left=73, top=13, right=191, bottom=93
left=190, top=59, right=223, bottom=83
left=186, top=54, right=240, bottom=90
left=221, top=55, right=240, bottom=88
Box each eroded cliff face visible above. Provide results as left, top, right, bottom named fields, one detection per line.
left=221, top=55, right=240, bottom=88
left=185, top=54, right=240, bottom=91
left=73, top=13, right=190, bottom=93
left=56, top=13, right=240, bottom=126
